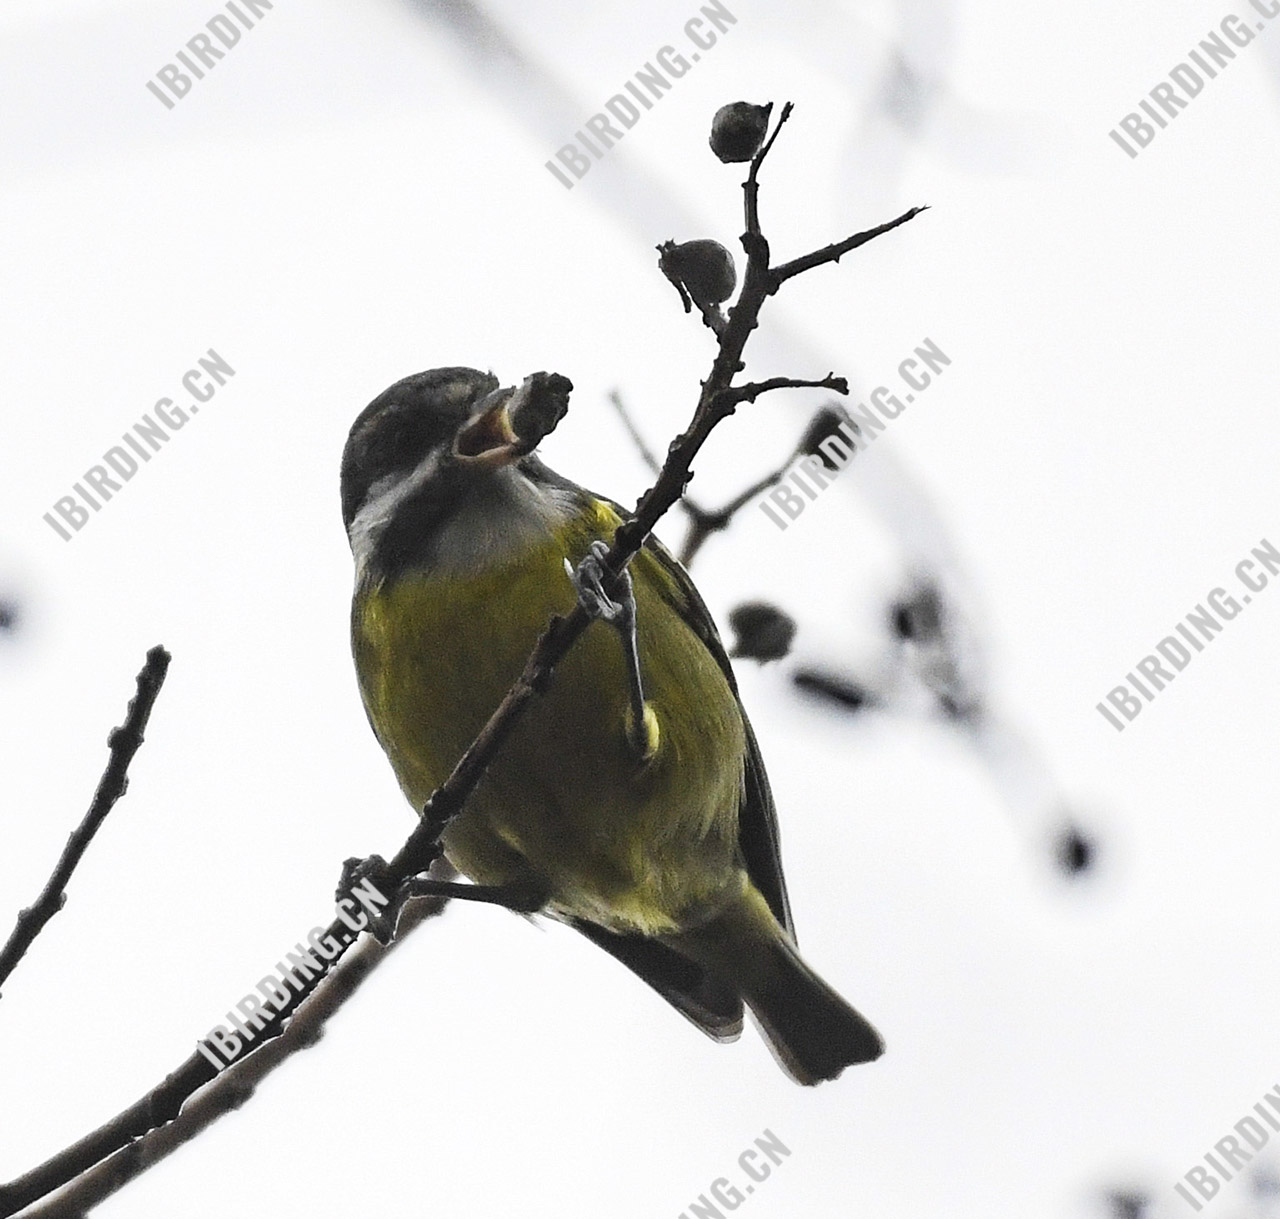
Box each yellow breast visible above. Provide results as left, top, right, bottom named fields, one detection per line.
left=351, top=500, right=747, bottom=934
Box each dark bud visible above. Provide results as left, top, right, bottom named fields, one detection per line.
left=658, top=239, right=737, bottom=314
left=792, top=667, right=869, bottom=712
left=1252, top=1165, right=1280, bottom=1197
left=709, top=101, right=773, bottom=163
left=1054, top=823, right=1096, bottom=876
left=509, top=371, right=573, bottom=452
left=889, top=581, right=943, bottom=642
left=0, top=599, right=17, bottom=634
left=799, top=405, right=859, bottom=471
left=728, top=601, right=796, bottom=662
left=1106, top=1190, right=1150, bottom=1219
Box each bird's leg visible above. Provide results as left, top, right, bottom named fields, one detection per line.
left=401, top=876, right=547, bottom=913
left=568, top=540, right=659, bottom=764
left=338, top=855, right=547, bottom=944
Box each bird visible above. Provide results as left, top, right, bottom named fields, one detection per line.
left=340, top=365, right=884, bottom=1084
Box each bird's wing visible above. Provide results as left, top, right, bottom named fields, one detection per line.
left=631, top=524, right=797, bottom=941
left=525, top=458, right=798, bottom=942
left=565, top=916, right=744, bottom=1041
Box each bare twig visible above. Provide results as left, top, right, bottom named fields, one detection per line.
left=610, top=392, right=875, bottom=568
left=14, top=886, right=452, bottom=1218
left=744, top=101, right=793, bottom=243
left=723, top=374, right=848, bottom=406
left=0, top=646, right=170, bottom=999
left=608, top=397, right=858, bottom=568
left=607, top=390, right=663, bottom=478
left=676, top=466, right=788, bottom=569
left=0, top=104, right=926, bottom=1217
left=608, top=388, right=797, bottom=567
left=770, top=205, right=929, bottom=287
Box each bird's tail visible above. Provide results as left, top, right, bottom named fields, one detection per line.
left=665, top=884, right=884, bottom=1085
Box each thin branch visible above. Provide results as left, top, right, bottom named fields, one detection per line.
left=609, top=387, right=755, bottom=568
left=0, top=646, right=170, bottom=999
left=0, top=102, right=928, bottom=1216
left=721, top=374, right=848, bottom=406
left=743, top=101, right=793, bottom=242
left=677, top=403, right=853, bottom=567
left=610, top=389, right=848, bottom=568
left=0, top=857, right=456, bottom=1219
left=607, top=390, right=663, bottom=478
left=14, top=886, right=453, bottom=1218
left=770, top=205, right=929, bottom=287
left=716, top=466, right=792, bottom=522
left=608, top=387, right=719, bottom=527
left=678, top=461, right=796, bottom=568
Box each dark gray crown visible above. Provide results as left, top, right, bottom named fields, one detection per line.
left=340, top=367, right=498, bottom=530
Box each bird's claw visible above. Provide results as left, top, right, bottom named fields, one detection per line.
left=337, top=855, right=401, bottom=944
left=567, top=539, right=633, bottom=627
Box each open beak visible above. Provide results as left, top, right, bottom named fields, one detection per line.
left=452, top=372, right=573, bottom=468
left=453, top=389, right=520, bottom=468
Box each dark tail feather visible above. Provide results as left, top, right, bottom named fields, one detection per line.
left=664, top=885, right=883, bottom=1084
left=744, top=936, right=884, bottom=1085
left=568, top=917, right=745, bottom=1042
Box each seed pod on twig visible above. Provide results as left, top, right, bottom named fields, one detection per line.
left=657, top=239, right=737, bottom=313
left=710, top=101, right=773, bottom=163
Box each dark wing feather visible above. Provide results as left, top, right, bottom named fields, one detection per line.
left=566, top=917, right=744, bottom=1041
left=520, top=462, right=797, bottom=1039
left=635, top=528, right=796, bottom=939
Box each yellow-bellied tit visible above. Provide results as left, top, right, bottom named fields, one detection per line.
left=340, top=366, right=884, bottom=1084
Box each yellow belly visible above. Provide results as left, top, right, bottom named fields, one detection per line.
left=351, top=502, right=747, bottom=935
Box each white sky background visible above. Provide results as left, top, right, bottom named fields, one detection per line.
left=1, top=0, right=1279, bottom=1216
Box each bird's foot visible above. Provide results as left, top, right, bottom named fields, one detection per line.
left=567, top=541, right=658, bottom=765
left=336, top=854, right=405, bottom=945
left=338, top=856, right=547, bottom=944
left=567, top=539, right=630, bottom=623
